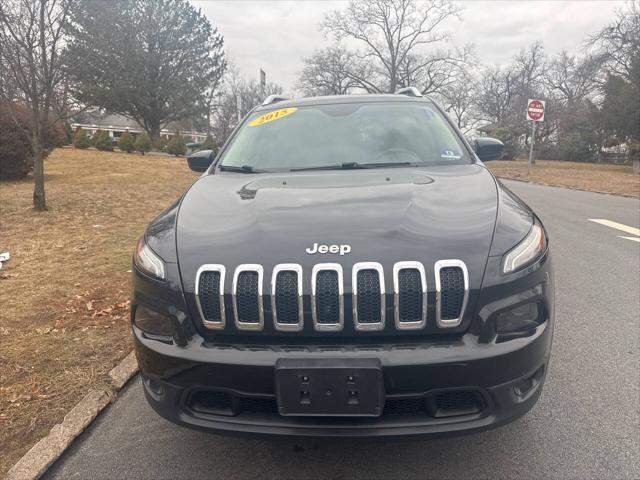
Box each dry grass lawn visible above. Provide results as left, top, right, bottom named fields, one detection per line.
left=485, top=159, right=640, bottom=197
left=0, top=148, right=197, bottom=475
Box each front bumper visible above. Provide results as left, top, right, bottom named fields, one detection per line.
left=134, top=318, right=552, bottom=438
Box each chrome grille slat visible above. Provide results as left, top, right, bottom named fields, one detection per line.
left=393, top=261, right=427, bottom=330
left=311, top=263, right=344, bottom=331
left=195, top=264, right=226, bottom=330
left=271, top=264, right=303, bottom=332
left=233, top=264, right=264, bottom=331
left=434, top=260, right=469, bottom=328
left=352, top=262, right=385, bottom=331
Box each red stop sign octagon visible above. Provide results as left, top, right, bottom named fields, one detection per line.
left=527, top=99, right=545, bottom=122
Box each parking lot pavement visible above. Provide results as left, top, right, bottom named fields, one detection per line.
left=45, top=180, right=640, bottom=480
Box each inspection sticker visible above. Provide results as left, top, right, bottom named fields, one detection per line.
left=441, top=149, right=462, bottom=159
left=249, top=107, right=297, bottom=127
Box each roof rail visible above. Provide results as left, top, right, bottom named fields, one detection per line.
left=395, top=87, right=422, bottom=98
left=261, top=95, right=289, bottom=106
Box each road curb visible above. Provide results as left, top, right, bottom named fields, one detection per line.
left=495, top=175, right=639, bottom=199
left=108, top=350, right=139, bottom=390
left=6, top=351, right=139, bottom=480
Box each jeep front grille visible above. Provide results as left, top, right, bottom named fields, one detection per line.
left=271, top=264, right=303, bottom=331
left=196, top=260, right=468, bottom=333
left=352, top=262, right=385, bottom=331
left=435, top=260, right=469, bottom=328
left=311, top=264, right=344, bottom=331
left=195, top=265, right=225, bottom=329
left=233, top=264, right=264, bottom=330
left=393, top=261, right=427, bottom=330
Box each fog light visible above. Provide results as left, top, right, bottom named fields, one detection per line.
left=134, top=305, right=175, bottom=337
left=496, top=302, right=540, bottom=334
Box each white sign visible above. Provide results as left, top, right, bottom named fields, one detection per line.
left=526, top=99, right=545, bottom=122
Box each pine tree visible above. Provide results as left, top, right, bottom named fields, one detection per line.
left=135, top=132, right=152, bottom=155
left=73, top=128, right=90, bottom=149
left=167, top=133, right=187, bottom=156
left=63, top=123, right=73, bottom=145
left=92, top=130, right=113, bottom=151
left=118, top=130, right=135, bottom=153
left=201, top=134, right=217, bottom=152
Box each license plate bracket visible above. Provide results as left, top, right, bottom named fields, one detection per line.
left=275, top=358, right=384, bottom=417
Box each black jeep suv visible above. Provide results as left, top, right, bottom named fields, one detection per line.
left=132, top=89, right=553, bottom=438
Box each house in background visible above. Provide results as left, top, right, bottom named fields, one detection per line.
left=70, top=111, right=208, bottom=143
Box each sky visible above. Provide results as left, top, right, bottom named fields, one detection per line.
left=193, top=0, right=625, bottom=93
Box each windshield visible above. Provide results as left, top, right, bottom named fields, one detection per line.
left=219, top=102, right=471, bottom=172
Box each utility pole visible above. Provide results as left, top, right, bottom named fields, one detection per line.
left=260, top=68, right=266, bottom=98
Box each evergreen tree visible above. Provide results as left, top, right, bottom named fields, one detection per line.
left=63, top=123, right=73, bottom=145
left=167, top=133, right=187, bottom=156
left=201, top=134, right=217, bottom=152
left=93, top=130, right=113, bottom=151
left=135, top=132, right=152, bottom=155
left=118, top=130, right=135, bottom=153
left=73, top=128, right=90, bottom=149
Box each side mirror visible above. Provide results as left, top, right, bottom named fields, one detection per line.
left=474, top=138, right=504, bottom=161
left=187, top=150, right=214, bottom=172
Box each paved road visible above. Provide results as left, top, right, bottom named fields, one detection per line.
left=46, top=181, right=640, bottom=480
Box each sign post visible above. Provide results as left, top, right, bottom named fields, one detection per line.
left=526, top=99, right=545, bottom=175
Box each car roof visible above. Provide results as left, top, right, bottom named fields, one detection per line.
left=253, top=93, right=435, bottom=112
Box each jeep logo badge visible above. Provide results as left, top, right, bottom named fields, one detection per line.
left=305, top=243, right=351, bottom=256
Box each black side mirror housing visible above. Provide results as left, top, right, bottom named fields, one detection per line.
left=474, top=138, right=505, bottom=161
left=187, top=150, right=214, bottom=172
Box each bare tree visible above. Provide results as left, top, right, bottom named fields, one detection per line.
left=544, top=51, right=604, bottom=107
left=211, top=65, right=284, bottom=144
left=475, top=66, right=517, bottom=126
left=0, top=0, right=73, bottom=210
left=297, top=45, right=372, bottom=96
left=399, top=44, right=475, bottom=95
left=587, top=0, right=640, bottom=84
left=322, top=0, right=463, bottom=93
left=435, top=68, right=478, bottom=133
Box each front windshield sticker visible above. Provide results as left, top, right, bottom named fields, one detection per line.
left=249, top=107, right=297, bottom=127
left=441, top=149, right=462, bottom=159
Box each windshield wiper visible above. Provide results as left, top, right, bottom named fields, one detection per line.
left=219, top=164, right=261, bottom=173
left=290, top=161, right=413, bottom=172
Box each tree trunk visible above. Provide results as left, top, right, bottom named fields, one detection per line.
left=148, top=119, right=161, bottom=144
left=32, top=139, right=46, bottom=211
left=633, top=159, right=640, bottom=175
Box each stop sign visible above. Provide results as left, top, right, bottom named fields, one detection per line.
left=526, top=99, right=545, bottom=122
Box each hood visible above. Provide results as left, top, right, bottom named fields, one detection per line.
left=176, top=164, right=498, bottom=292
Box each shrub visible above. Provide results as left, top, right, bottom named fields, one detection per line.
left=167, top=134, right=187, bottom=156
left=490, top=126, right=526, bottom=160
left=152, top=136, right=168, bottom=152
left=93, top=129, right=113, bottom=151
left=73, top=127, right=90, bottom=149
left=0, top=105, right=33, bottom=179
left=0, top=102, right=61, bottom=179
left=135, top=132, right=152, bottom=155
left=118, top=130, right=135, bottom=153
left=63, top=122, right=73, bottom=145
left=201, top=134, right=217, bottom=152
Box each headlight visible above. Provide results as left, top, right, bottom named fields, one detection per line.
left=502, top=221, right=546, bottom=274
left=134, top=236, right=166, bottom=280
